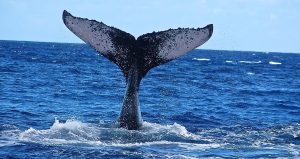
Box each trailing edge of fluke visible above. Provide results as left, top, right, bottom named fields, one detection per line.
left=62, top=10, right=213, bottom=130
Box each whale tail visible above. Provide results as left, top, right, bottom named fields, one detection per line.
left=62, top=10, right=213, bottom=129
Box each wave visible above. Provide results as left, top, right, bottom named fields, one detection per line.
left=1, top=119, right=300, bottom=158
left=239, top=60, right=262, bottom=64
left=192, top=58, right=210, bottom=61
left=269, top=61, right=282, bottom=65
left=0, top=119, right=213, bottom=149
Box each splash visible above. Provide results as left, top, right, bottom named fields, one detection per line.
left=15, top=118, right=214, bottom=148
left=142, top=122, right=200, bottom=139
left=1, top=119, right=300, bottom=157
left=0, top=124, right=22, bottom=147
left=50, top=118, right=86, bottom=130
left=19, top=118, right=99, bottom=145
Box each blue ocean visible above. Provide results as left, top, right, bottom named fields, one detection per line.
left=0, top=40, right=300, bottom=158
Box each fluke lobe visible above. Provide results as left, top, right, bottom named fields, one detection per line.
left=62, top=10, right=213, bottom=130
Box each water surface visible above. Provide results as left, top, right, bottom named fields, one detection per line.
left=1, top=40, right=300, bottom=158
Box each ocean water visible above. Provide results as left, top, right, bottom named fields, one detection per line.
left=0, top=40, right=300, bottom=158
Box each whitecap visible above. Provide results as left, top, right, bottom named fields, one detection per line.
left=178, top=142, right=223, bottom=150
left=164, top=154, right=199, bottom=159
left=192, top=58, right=210, bottom=61
left=225, top=60, right=233, bottom=63
left=247, top=72, right=255, bottom=75
left=239, top=60, right=261, bottom=64
left=269, top=61, right=282, bottom=65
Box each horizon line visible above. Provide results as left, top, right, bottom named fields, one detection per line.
left=0, top=39, right=299, bottom=54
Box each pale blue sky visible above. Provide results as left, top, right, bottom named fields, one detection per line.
left=0, top=0, right=299, bottom=53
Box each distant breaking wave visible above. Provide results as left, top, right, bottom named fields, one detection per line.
left=239, top=60, right=262, bottom=64
left=192, top=58, right=211, bottom=61
left=269, top=61, right=282, bottom=65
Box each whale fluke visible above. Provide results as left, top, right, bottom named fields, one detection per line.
left=62, top=10, right=213, bottom=130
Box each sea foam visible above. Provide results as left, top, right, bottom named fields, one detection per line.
left=192, top=58, right=210, bottom=61
left=17, top=119, right=209, bottom=148
left=269, top=61, right=282, bottom=65
left=239, top=60, right=261, bottom=64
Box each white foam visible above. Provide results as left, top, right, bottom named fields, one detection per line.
left=247, top=72, right=255, bottom=75
left=288, top=144, right=300, bottom=157
left=17, top=119, right=211, bottom=148
left=4, top=119, right=300, bottom=156
left=269, top=61, right=282, bottom=65
left=142, top=122, right=200, bottom=139
left=225, top=60, right=233, bottom=63
left=192, top=58, right=211, bottom=61
left=0, top=140, right=22, bottom=147
left=19, top=118, right=98, bottom=144
left=0, top=126, right=22, bottom=147
left=165, top=154, right=199, bottom=159
left=239, top=60, right=261, bottom=64
left=178, top=142, right=223, bottom=150
left=50, top=118, right=86, bottom=130
left=106, top=140, right=219, bottom=148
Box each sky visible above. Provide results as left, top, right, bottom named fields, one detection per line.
left=0, top=0, right=299, bottom=53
